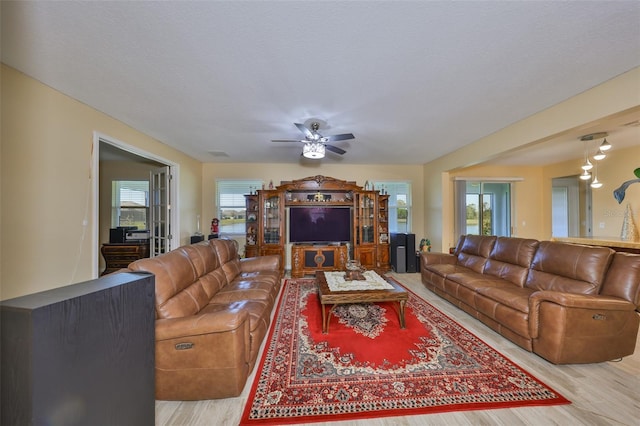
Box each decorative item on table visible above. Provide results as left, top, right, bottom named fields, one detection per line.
left=211, top=218, right=219, bottom=234
left=419, top=238, right=431, bottom=252
left=613, top=167, right=640, bottom=204
left=621, top=203, right=640, bottom=242
left=345, top=259, right=365, bottom=281
left=194, top=215, right=203, bottom=236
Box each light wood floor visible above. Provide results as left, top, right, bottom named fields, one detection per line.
left=156, top=272, right=640, bottom=425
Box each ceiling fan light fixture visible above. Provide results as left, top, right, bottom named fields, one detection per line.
left=302, top=142, right=325, bottom=159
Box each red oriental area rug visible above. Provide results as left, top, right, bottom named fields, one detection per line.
left=240, top=278, right=569, bottom=424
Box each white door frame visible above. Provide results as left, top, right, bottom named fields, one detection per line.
left=92, top=131, right=180, bottom=277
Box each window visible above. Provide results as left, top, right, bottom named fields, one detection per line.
left=454, top=179, right=513, bottom=240
left=373, top=181, right=411, bottom=233
left=216, top=180, right=263, bottom=234
left=112, top=180, right=149, bottom=229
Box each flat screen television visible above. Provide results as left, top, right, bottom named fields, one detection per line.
left=289, top=207, right=351, bottom=244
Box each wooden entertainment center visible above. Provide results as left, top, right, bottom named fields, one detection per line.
left=245, top=175, right=390, bottom=276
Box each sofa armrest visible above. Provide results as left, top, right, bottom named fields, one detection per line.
left=420, top=252, right=457, bottom=267
left=155, top=309, right=249, bottom=341
left=528, top=290, right=636, bottom=339
left=155, top=308, right=252, bottom=377
left=240, top=254, right=281, bottom=273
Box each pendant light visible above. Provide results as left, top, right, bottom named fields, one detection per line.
left=579, top=169, right=592, bottom=180
left=579, top=132, right=610, bottom=186
left=581, top=140, right=593, bottom=171
left=599, top=138, right=612, bottom=151
left=590, top=161, right=603, bottom=189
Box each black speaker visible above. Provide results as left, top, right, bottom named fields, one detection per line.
left=190, top=235, right=205, bottom=244
left=390, top=233, right=407, bottom=272
left=406, top=233, right=417, bottom=273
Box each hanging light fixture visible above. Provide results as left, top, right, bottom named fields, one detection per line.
left=579, top=132, right=610, bottom=184
left=579, top=169, right=592, bottom=180
left=580, top=140, right=593, bottom=171
left=302, top=141, right=325, bottom=159
left=590, top=160, right=603, bottom=189
left=593, top=148, right=607, bottom=161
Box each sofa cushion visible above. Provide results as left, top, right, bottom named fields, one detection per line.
left=475, top=287, right=534, bottom=339
left=525, top=241, right=614, bottom=294
left=202, top=299, right=271, bottom=365
left=449, top=271, right=515, bottom=292
left=180, top=242, right=220, bottom=276
left=129, top=249, right=206, bottom=319
left=202, top=300, right=269, bottom=334
left=211, top=239, right=242, bottom=283
left=211, top=278, right=279, bottom=306
left=178, top=243, right=228, bottom=298
left=600, top=252, right=640, bottom=309
left=452, top=235, right=466, bottom=255
left=456, top=235, right=497, bottom=273
left=484, top=237, right=539, bottom=286
left=476, top=286, right=534, bottom=314
left=424, top=263, right=470, bottom=278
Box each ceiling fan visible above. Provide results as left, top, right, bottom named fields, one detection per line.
left=271, top=122, right=355, bottom=159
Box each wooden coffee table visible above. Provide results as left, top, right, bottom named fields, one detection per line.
left=316, top=271, right=408, bottom=334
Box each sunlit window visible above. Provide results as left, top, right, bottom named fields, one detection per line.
left=112, top=180, right=149, bottom=229
left=216, top=180, right=263, bottom=235
left=373, top=181, right=411, bottom=233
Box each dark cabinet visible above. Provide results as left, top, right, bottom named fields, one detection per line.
left=101, top=242, right=150, bottom=275
left=1, top=272, right=155, bottom=426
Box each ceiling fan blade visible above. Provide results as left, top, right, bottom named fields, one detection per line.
left=271, top=139, right=303, bottom=143
left=325, top=133, right=355, bottom=142
left=294, top=123, right=314, bottom=139
left=325, top=144, right=346, bottom=155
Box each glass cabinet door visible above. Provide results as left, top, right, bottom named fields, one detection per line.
left=262, top=191, right=281, bottom=245
left=378, top=194, right=389, bottom=244
left=356, top=192, right=375, bottom=244
left=245, top=194, right=258, bottom=248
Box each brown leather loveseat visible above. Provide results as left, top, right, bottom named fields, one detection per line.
left=126, top=238, right=282, bottom=400
left=421, top=235, right=640, bottom=364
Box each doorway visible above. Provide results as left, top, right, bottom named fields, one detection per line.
left=93, top=133, right=179, bottom=276
left=552, top=175, right=591, bottom=237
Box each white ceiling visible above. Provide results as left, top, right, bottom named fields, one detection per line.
left=2, top=1, right=639, bottom=165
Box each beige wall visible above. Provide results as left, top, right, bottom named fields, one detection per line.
left=1, top=65, right=202, bottom=300
left=544, top=144, right=640, bottom=238
left=2, top=61, right=637, bottom=299
left=424, top=67, right=640, bottom=252
left=201, top=163, right=425, bottom=268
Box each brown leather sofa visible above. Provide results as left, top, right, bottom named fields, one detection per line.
left=420, top=235, right=640, bottom=364
left=126, top=238, right=282, bottom=400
